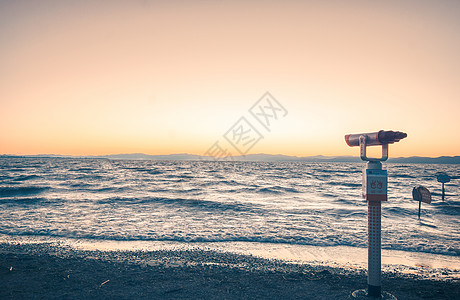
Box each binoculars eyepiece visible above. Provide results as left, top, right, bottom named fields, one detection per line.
left=345, top=130, right=407, bottom=147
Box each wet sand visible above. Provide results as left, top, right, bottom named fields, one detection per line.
left=1, top=242, right=459, bottom=299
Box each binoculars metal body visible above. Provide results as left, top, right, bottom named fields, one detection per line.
left=345, top=130, right=407, bottom=162
left=345, top=130, right=407, bottom=147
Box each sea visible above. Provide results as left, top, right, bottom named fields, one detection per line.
left=0, top=157, right=458, bottom=257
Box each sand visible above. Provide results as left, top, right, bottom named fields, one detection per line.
left=1, top=242, right=459, bottom=299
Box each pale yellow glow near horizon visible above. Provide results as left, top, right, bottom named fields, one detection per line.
left=1, top=0, right=459, bottom=158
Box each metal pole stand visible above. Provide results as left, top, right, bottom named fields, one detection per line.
left=442, top=183, right=445, bottom=201
left=436, top=172, right=450, bottom=201
left=348, top=132, right=404, bottom=300
left=412, top=186, right=432, bottom=221
left=366, top=161, right=384, bottom=297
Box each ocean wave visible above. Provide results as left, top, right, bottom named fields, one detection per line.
left=69, top=182, right=95, bottom=188
left=123, top=167, right=163, bottom=175
left=0, top=186, right=50, bottom=197
left=199, top=180, right=247, bottom=187
left=4, top=168, right=26, bottom=172
left=257, top=186, right=301, bottom=194
left=69, top=167, right=97, bottom=172
left=174, top=188, right=202, bottom=194
left=318, top=168, right=361, bottom=174
left=97, top=196, right=259, bottom=212
left=75, top=174, right=107, bottom=180
left=0, top=197, right=47, bottom=204
left=327, top=181, right=361, bottom=188
left=432, top=202, right=460, bottom=215
left=320, top=207, right=365, bottom=217
left=384, top=207, right=415, bottom=217
left=392, top=174, right=416, bottom=179
left=0, top=177, right=12, bottom=184
left=222, top=186, right=301, bottom=194
left=222, top=180, right=247, bottom=186
left=12, top=174, right=41, bottom=181
left=93, top=186, right=132, bottom=193
left=2, top=231, right=456, bottom=257
left=165, top=174, right=194, bottom=179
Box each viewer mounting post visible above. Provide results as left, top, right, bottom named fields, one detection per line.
left=345, top=130, right=407, bottom=299
left=436, top=172, right=451, bottom=201
left=412, top=186, right=432, bottom=220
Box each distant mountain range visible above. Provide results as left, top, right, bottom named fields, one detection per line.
left=1, top=153, right=459, bottom=164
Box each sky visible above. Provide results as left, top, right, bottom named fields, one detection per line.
left=1, top=0, right=459, bottom=158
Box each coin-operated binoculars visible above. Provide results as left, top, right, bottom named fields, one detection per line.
left=345, top=130, right=407, bottom=299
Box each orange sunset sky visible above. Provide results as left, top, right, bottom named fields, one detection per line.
left=1, top=0, right=459, bottom=157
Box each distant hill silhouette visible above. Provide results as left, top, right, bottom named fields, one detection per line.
left=1, top=153, right=459, bottom=164
left=100, top=153, right=460, bottom=164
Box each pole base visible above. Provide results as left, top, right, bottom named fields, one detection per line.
left=368, top=284, right=381, bottom=297
left=351, top=289, right=397, bottom=299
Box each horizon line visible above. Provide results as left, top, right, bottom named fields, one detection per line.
left=1, top=152, right=459, bottom=160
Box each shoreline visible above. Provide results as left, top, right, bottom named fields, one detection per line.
left=1, top=239, right=459, bottom=299
left=1, top=235, right=459, bottom=279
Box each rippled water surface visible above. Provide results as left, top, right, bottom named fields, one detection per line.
left=0, top=158, right=458, bottom=256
